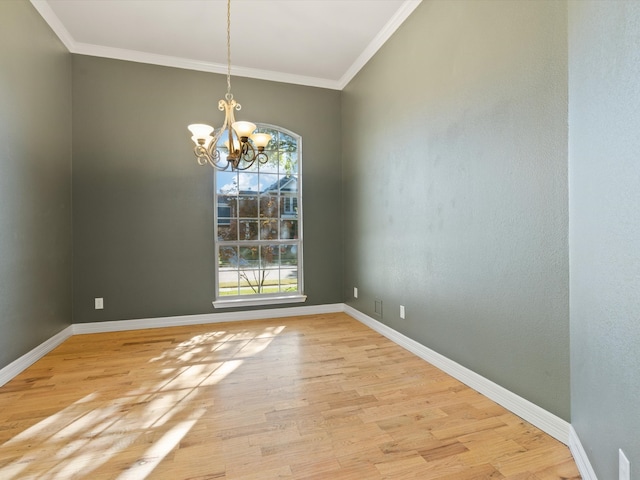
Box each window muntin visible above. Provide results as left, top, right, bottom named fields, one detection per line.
left=214, top=126, right=303, bottom=302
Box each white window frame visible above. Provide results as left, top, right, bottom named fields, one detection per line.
left=212, top=124, right=306, bottom=308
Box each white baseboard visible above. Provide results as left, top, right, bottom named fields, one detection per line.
left=1, top=302, right=575, bottom=453
left=0, top=304, right=342, bottom=385
left=343, top=304, right=571, bottom=445
left=72, top=303, right=344, bottom=335
left=0, top=325, right=74, bottom=387
left=569, top=425, right=598, bottom=480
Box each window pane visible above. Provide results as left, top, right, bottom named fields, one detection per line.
left=218, top=221, right=237, bottom=241
left=219, top=275, right=239, bottom=296
left=239, top=220, right=258, bottom=240
left=259, top=195, right=278, bottom=219
left=281, top=279, right=298, bottom=294
left=219, top=246, right=238, bottom=267
left=218, top=194, right=238, bottom=240
left=238, top=172, right=259, bottom=192
left=260, top=219, right=278, bottom=240
left=277, top=151, right=298, bottom=175
left=280, top=244, right=298, bottom=293
left=260, top=244, right=280, bottom=269
left=259, top=155, right=279, bottom=174
left=280, top=244, right=298, bottom=266
left=259, top=173, right=279, bottom=192
left=280, top=220, right=298, bottom=240
left=279, top=175, right=298, bottom=194
left=239, top=269, right=263, bottom=295
left=218, top=270, right=239, bottom=296
left=278, top=132, right=297, bottom=152
left=218, top=246, right=239, bottom=297
left=217, top=203, right=231, bottom=221
left=237, top=195, right=258, bottom=219
left=281, top=196, right=298, bottom=219
left=217, top=171, right=237, bottom=194
left=239, top=246, right=260, bottom=268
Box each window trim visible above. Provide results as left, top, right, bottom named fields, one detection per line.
left=212, top=124, right=305, bottom=308
left=213, top=294, right=307, bottom=309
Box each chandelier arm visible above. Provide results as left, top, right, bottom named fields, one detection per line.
left=226, top=125, right=239, bottom=158
left=209, top=129, right=229, bottom=169
left=194, top=146, right=230, bottom=171
left=210, top=158, right=230, bottom=171
left=240, top=140, right=256, bottom=162
left=232, top=158, right=257, bottom=171
left=256, top=151, right=269, bottom=165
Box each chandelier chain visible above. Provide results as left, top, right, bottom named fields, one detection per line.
left=188, top=0, right=271, bottom=171
left=226, top=0, right=232, bottom=96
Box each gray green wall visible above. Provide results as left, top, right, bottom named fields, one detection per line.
left=342, top=0, right=570, bottom=420
left=5, top=2, right=640, bottom=475
left=0, top=1, right=72, bottom=367
left=72, top=56, right=342, bottom=322
left=569, top=1, right=640, bottom=477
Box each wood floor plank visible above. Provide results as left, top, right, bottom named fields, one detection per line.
left=0, top=313, right=580, bottom=479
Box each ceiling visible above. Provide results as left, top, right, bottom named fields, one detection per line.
left=31, top=0, right=422, bottom=90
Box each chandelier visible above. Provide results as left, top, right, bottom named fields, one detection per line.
left=187, top=0, right=271, bottom=171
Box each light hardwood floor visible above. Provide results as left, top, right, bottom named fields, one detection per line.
left=0, top=313, right=580, bottom=479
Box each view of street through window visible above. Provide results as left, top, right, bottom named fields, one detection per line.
left=214, top=126, right=302, bottom=299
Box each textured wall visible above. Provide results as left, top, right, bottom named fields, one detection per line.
left=342, top=0, right=570, bottom=419
left=569, top=1, right=640, bottom=477
left=0, top=1, right=72, bottom=368
left=72, top=56, right=342, bottom=322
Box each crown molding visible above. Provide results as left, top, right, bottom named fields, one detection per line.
left=31, top=0, right=422, bottom=91
left=30, top=0, right=77, bottom=51
left=338, top=0, right=423, bottom=89
left=70, top=43, right=343, bottom=90
left=30, top=0, right=340, bottom=90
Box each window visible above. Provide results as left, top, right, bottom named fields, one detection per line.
left=217, top=204, right=231, bottom=226
left=283, top=197, right=298, bottom=216
left=213, top=125, right=305, bottom=308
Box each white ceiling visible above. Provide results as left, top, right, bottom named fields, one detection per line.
left=31, top=0, right=421, bottom=90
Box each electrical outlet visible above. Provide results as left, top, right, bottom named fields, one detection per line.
left=400, top=305, right=405, bottom=319
left=354, top=287, right=358, bottom=298
left=620, top=449, right=630, bottom=480
left=374, top=299, right=383, bottom=317
left=95, top=297, right=104, bottom=310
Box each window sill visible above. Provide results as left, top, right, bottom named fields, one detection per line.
left=213, top=294, right=307, bottom=309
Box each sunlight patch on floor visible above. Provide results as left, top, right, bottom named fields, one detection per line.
left=115, top=408, right=206, bottom=480
left=0, top=325, right=285, bottom=479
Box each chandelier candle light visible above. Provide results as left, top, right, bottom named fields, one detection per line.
left=187, top=0, right=271, bottom=171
